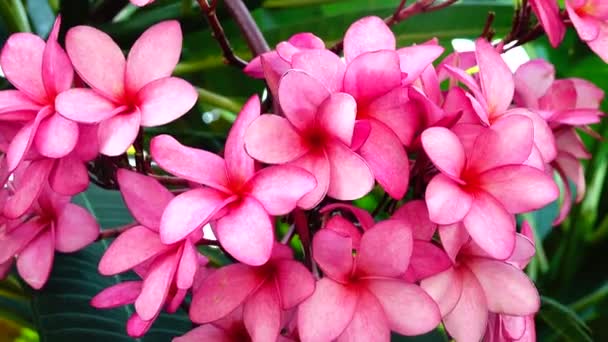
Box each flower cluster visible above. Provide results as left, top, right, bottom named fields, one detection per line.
left=531, top=0, right=608, bottom=62
left=0, top=6, right=604, bottom=342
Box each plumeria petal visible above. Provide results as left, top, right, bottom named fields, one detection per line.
left=0, top=33, right=47, bottom=103
left=34, top=113, right=79, bottom=158
left=176, top=241, right=198, bottom=290
left=17, top=230, right=54, bottom=289
left=298, top=278, right=359, bottom=342
left=344, top=50, right=401, bottom=104
left=49, top=155, right=89, bottom=195
left=150, top=134, right=229, bottom=190
left=137, top=77, right=197, bottom=127
left=173, top=325, right=232, bottom=342
left=55, top=88, right=120, bottom=123
left=477, top=165, right=559, bottom=213
left=291, top=49, right=346, bottom=92
left=463, top=191, right=516, bottom=260
left=54, top=203, right=99, bottom=252
left=358, top=120, right=409, bottom=199
left=325, top=140, right=374, bottom=201
left=468, top=259, right=540, bottom=315
left=125, top=20, right=182, bottom=94
left=392, top=200, right=436, bottom=240
left=357, top=220, right=413, bottom=278
left=278, top=70, right=329, bottom=131
left=98, top=225, right=169, bottom=275
left=135, top=251, right=179, bottom=320
left=66, top=26, right=125, bottom=101
left=190, top=263, right=263, bottom=323
left=420, top=267, right=463, bottom=317
left=0, top=219, right=46, bottom=263
left=244, top=114, right=309, bottom=164
left=406, top=241, right=453, bottom=281
left=118, top=169, right=174, bottom=230
left=312, top=228, right=354, bottom=283
left=243, top=282, right=282, bottom=342
left=91, top=281, right=143, bottom=308
left=422, top=127, right=466, bottom=180
left=317, top=93, right=357, bottom=146
left=97, top=109, right=142, bottom=156
left=366, top=279, right=441, bottom=335
left=343, top=16, right=395, bottom=62
left=425, top=173, right=473, bottom=225
left=215, top=197, right=274, bottom=266
left=4, top=159, right=53, bottom=218
left=291, top=151, right=330, bottom=209
left=248, top=165, right=316, bottom=216
left=442, top=268, right=488, bottom=342
left=225, top=96, right=259, bottom=185
left=475, top=39, right=514, bottom=115
left=160, top=188, right=228, bottom=244
left=336, top=289, right=390, bottom=342
left=42, top=17, right=74, bottom=97
left=275, top=259, right=315, bottom=309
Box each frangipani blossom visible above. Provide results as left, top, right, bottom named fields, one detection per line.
left=421, top=116, right=559, bottom=259
left=177, top=306, right=296, bottom=342
left=2, top=125, right=98, bottom=219
left=484, top=222, right=537, bottom=342
left=56, top=20, right=197, bottom=156
left=421, top=233, right=539, bottom=342
left=154, top=96, right=316, bottom=265
left=530, top=0, right=566, bottom=48
left=190, top=243, right=314, bottom=342
left=566, top=0, right=608, bottom=63
left=514, top=59, right=605, bottom=224
left=93, top=170, right=206, bottom=337
left=244, top=71, right=374, bottom=208
left=0, top=17, right=79, bottom=173
left=298, top=217, right=441, bottom=342
left=0, top=184, right=99, bottom=289
left=445, top=39, right=558, bottom=164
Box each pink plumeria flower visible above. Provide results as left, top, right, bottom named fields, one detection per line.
left=153, top=96, right=316, bottom=265
left=566, top=0, right=608, bottom=62
left=391, top=200, right=452, bottom=282
left=445, top=39, right=558, bottom=165
left=0, top=17, right=80, bottom=173
left=298, top=216, right=441, bottom=341
left=514, top=59, right=604, bottom=224
left=421, top=116, right=559, bottom=259
left=189, top=243, right=314, bottom=342
left=244, top=32, right=325, bottom=96
left=244, top=71, right=374, bottom=208
left=56, top=20, right=197, bottom=156
left=93, top=170, right=206, bottom=338
left=177, top=306, right=296, bottom=342
left=484, top=221, right=537, bottom=342
left=0, top=184, right=99, bottom=289
left=530, top=0, right=567, bottom=48
left=421, top=233, right=539, bottom=342
left=2, top=125, right=98, bottom=219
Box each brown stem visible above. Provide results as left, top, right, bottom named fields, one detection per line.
left=195, top=238, right=220, bottom=246
left=196, top=0, right=248, bottom=68
left=480, top=12, right=496, bottom=40
left=97, top=223, right=138, bottom=241
left=134, top=128, right=145, bottom=174
left=223, top=0, right=270, bottom=56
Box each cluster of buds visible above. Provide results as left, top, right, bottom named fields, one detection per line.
left=0, top=2, right=605, bottom=342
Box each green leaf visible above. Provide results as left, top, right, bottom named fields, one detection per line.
left=29, top=185, right=191, bottom=341
left=539, top=296, right=593, bottom=342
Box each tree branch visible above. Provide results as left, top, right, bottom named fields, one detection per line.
left=196, top=0, right=248, bottom=68
left=97, top=223, right=138, bottom=241
left=223, top=0, right=270, bottom=56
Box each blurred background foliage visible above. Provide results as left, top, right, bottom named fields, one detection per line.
left=0, top=0, right=606, bottom=341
